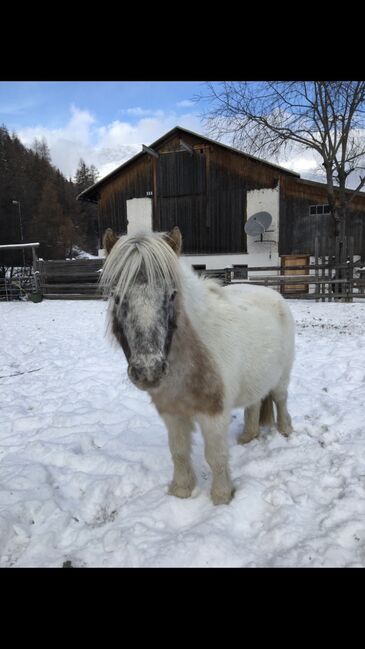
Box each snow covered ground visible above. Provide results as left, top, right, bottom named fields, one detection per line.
left=0, top=296, right=365, bottom=567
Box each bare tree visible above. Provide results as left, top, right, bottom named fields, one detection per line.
left=32, top=137, right=51, bottom=163
left=201, top=81, right=365, bottom=251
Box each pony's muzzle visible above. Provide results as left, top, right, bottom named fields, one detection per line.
left=128, top=357, right=168, bottom=390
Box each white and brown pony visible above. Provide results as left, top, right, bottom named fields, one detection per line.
left=101, top=227, right=295, bottom=505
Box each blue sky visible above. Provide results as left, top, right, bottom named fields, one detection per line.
left=0, top=81, right=213, bottom=179
left=0, top=81, right=320, bottom=182
left=0, top=81, right=207, bottom=130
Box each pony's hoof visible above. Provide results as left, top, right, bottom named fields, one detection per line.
left=211, top=487, right=235, bottom=506
left=279, top=428, right=292, bottom=437
left=278, top=423, right=293, bottom=437
left=168, top=482, right=194, bottom=499
left=237, top=432, right=258, bottom=445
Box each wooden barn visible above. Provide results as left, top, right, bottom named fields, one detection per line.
left=77, top=126, right=365, bottom=271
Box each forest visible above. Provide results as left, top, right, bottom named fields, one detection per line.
left=0, top=124, right=99, bottom=270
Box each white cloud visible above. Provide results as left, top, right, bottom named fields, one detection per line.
left=280, top=156, right=319, bottom=174
left=274, top=145, right=325, bottom=180
left=176, top=100, right=195, bottom=108
left=19, top=105, right=336, bottom=188
left=17, top=105, right=203, bottom=180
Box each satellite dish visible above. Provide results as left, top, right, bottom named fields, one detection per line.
left=244, top=217, right=265, bottom=236
left=245, top=211, right=273, bottom=237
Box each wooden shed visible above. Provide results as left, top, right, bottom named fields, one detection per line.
left=77, top=126, right=365, bottom=265
left=77, top=126, right=298, bottom=258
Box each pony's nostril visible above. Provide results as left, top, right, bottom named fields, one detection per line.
left=129, top=365, right=140, bottom=382
left=161, top=360, right=168, bottom=374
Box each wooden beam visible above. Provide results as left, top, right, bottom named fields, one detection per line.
left=152, top=157, right=159, bottom=230
left=179, top=139, right=194, bottom=155
left=142, top=144, right=159, bottom=159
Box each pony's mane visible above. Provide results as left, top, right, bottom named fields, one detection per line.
left=100, top=231, right=183, bottom=306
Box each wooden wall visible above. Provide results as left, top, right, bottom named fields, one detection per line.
left=97, top=131, right=285, bottom=255
left=95, top=129, right=365, bottom=259
left=98, top=156, right=153, bottom=236
left=280, top=177, right=365, bottom=257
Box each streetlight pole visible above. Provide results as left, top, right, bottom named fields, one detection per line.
left=12, top=200, right=26, bottom=268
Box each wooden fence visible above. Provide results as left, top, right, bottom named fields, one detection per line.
left=0, top=242, right=41, bottom=301
left=37, top=258, right=103, bottom=298
left=200, top=263, right=365, bottom=302
left=37, top=251, right=364, bottom=302
left=2, top=236, right=363, bottom=303
left=219, top=265, right=365, bottom=301
left=198, top=236, right=365, bottom=302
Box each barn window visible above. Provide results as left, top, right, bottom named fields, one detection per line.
left=309, top=204, right=331, bottom=215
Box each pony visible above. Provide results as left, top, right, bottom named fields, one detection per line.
left=101, top=226, right=295, bottom=505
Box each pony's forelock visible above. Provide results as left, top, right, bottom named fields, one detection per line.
left=100, top=232, right=183, bottom=310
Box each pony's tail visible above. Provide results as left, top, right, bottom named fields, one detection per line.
left=259, top=394, right=275, bottom=427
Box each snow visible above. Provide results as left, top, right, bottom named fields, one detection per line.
left=72, top=247, right=100, bottom=260
left=0, top=297, right=365, bottom=567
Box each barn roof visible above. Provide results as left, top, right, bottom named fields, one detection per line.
left=295, top=176, right=365, bottom=198
left=76, top=126, right=300, bottom=203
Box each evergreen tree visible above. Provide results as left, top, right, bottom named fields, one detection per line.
left=74, top=158, right=99, bottom=190
left=31, top=179, right=68, bottom=259
left=0, top=126, right=99, bottom=269
left=74, top=158, right=99, bottom=254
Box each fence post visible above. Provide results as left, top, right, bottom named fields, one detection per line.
left=328, top=246, right=332, bottom=303
left=32, top=246, right=40, bottom=293
left=335, top=237, right=340, bottom=301
left=320, top=237, right=325, bottom=302
left=224, top=268, right=231, bottom=285
left=346, top=236, right=354, bottom=302
left=314, top=237, right=319, bottom=302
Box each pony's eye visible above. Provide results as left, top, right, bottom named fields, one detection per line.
left=170, top=290, right=177, bottom=302
left=114, top=295, right=120, bottom=305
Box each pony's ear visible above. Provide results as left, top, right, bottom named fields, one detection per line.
left=103, top=228, right=119, bottom=255
left=164, top=226, right=182, bottom=256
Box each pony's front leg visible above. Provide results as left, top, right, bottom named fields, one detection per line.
left=198, top=413, right=234, bottom=505
left=162, top=414, right=197, bottom=499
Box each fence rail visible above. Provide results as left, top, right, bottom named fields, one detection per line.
left=200, top=266, right=364, bottom=302
left=37, top=259, right=103, bottom=298
left=2, top=237, right=363, bottom=303
left=196, top=236, right=364, bottom=302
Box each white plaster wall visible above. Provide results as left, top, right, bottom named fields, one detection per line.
left=98, top=197, right=153, bottom=257
left=98, top=247, right=280, bottom=270
left=126, top=197, right=153, bottom=235
left=246, top=185, right=279, bottom=266
left=183, top=252, right=279, bottom=271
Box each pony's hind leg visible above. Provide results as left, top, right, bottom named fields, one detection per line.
left=198, top=413, right=234, bottom=505
left=163, top=414, right=197, bottom=499
left=271, top=386, right=293, bottom=437
left=238, top=402, right=261, bottom=445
